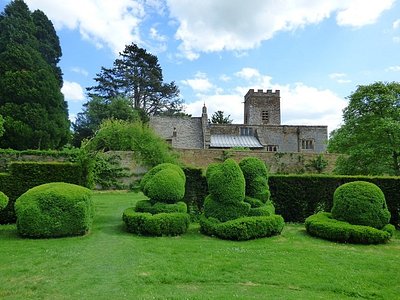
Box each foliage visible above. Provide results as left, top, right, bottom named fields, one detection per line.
left=1, top=192, right=400, bottom=299
left=0, top=0, right=69, bottom=150
left=0, top=191, right=8, bottom=210
left=305, top=212, right=395, bottom=244
left=207, top=158, right=245, bottom=205
left=135, top=200, right=187, bottom=214
left=0, top=161, right=89, bottom=224
left=182, top=166, right=208, bottom=218
left=268, top=174, right=400, bottom=226
left=140, top=163, right=185, bottom=195
left=122, top=208, right=190, bottom=236
left=72, top=96, right=142, bottom=146
left=145, top=168, right=186, bottom=204
left=85, top=119, right=178, bottom=167
left=210, top=110, right=233, bottom=124
left=306, top=154, right=328, bottom=173
left=87, top=43, right=183, bottom=115
left=92, top=152, right=130, bottom=190
left=328, top=81, right=400, bottom=176
left=199, top=214, right=284, bottom=241
left=15, top=182, right=93, bottom=238
left=239, top=157, right=270, bottom=203
left=331, top=181, right=390, bottom=229
left=204, top=195, right=250, bottom=222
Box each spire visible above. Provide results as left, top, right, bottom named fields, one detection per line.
left=202, top=103, right=207, bottom=114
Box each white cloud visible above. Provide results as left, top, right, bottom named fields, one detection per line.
left=219, top=74, right=231, bottom=82
left=167, top=0, right=394, bottom=59
left=329, top=73, right=351, bottom=84
left=186, top=68, right=346, bottom=132
left=235, top=68, right=261, bottom=81
left=393, top=36, right=400, bottom=43
left=61, top=81, right=85, bottom=102
left=25, top=0, right=149, bottom=54
left=393, top=19, right=400, bottom=29
left=386, top=65, right=400, bottom=72
left=71, top=67, right=89, bottom=77
left=181, top=72, right=214, bottom=92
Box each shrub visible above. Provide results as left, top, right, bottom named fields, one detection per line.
left=204, top=195, right=250, bottom=222
left=0, top=191, right=8, bottom=210
left=239, top=157, right=270, bottom=202
left=182, top=166, right=208, bottom=218
left=145, top=168, right=185, bottom=204
left=140, top=163, right=185, bottom=194
left=15, top=182, right=93, bottom=238
left=200, top=214, right=284, bottom=241
left=331, top=181, right=390, bottom=229
left=122, top=208, right=190, bottom=236
left=207, top=158, right=245, bottom=204
left=135, top=200, right=187, bottom=214
left=305, top=212, right=395, bottom=244
left=248, top=201, right=275, bottom=217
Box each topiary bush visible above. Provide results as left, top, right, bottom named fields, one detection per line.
left=0, top=191, right=8, bottom=211
left=239, top=157, right=270, bottom=202
left=123, top=163, right=189, bottom=236
left=15, top=182, right=93, bottom=238
left=201, top=158, right=284, bottom=240
left=305, top=212, right=395, bottom=244
left=331, top=181, right=390, bottom=229
left=305, top=181, right=394, bottom=244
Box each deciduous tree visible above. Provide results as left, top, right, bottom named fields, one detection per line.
left=328, top=82, right=400, bottom=175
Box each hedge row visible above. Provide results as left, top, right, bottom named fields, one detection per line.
left=181, top=172, right=400, bottom=227
left=0, top=162, right=88, bottom=224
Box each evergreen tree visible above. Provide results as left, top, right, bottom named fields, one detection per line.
left=87, top=43, right=183, bottom=115
left=211, top=110, right=233, bottom=124
left=0, top=0, right=69, bottom=150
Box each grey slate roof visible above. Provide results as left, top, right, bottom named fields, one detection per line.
left=210, top=134, right=263, bottom=148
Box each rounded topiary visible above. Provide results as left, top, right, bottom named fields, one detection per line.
left=204, top=195, right=250, bottom=222
left=239, top=157, right=271, bottom=203
left=207, top=158, right=245, bottom=204
left=331, top=181, right=390, bottom=229
left=305, top=212, right=395, bottom=244
left=0, top=192, right=8, bottom=210
left=15, top=182, right=93, bottom=238
left=140, top=163, right=185, bottom=194
left=145, top=168, right=185, bottom=204
left=135, top=200, right=187, bottom=214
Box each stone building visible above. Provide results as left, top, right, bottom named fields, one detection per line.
left=150, top=89, right=328, bottom=153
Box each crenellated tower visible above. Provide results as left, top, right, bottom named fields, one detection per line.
left=244, top=89, right=281, bottom=125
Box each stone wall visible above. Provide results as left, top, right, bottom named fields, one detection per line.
left=149, top=116, right=204, bottom=149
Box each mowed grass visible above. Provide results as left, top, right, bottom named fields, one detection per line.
left=0, top=192, right=399, bottom=300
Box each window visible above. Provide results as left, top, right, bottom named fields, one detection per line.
left=266, top=145, right=278, bottom=152
left=301, top=139, right=314, bottom=150
left=262, top=111, right=269, bottom=123
left=240, top=127, right=253, bottom=136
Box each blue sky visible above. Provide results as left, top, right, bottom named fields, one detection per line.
left=1, top=0, right=400, bottom=133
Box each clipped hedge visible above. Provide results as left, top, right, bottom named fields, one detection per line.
left=200, top=214, right=285, bottom=241
left=122, top=208, right=190, bottom=236
left=140, top=163, right=185, bottom=194
left=269, top=175, right=400, bottom=226
left=204, top=195, right=250, bottom=222
left=332, top=181, right=390, bottom=229
left=0, top=162, right=87, bottom=224
left=0, top=191, right=8, bottom=210
left=15, top=182, right=93, bottom=238
left=305, top=212, right=395, bottom=244
left=183, top=166, right=208, bottom=217
left=135, top=200, right=187, bottom=214
left=239, top=157, right=270, bottom=202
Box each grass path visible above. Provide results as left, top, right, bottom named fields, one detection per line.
left=1, top=191, right=399, bottom=299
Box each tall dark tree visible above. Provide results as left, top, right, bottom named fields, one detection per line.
left=328, top=82, right=400, bottom=176
left=0, top=0, right=69, bottom=150
left=211, top=110, right=233, bottom=124
left=87, top=43, right=183, bottom=115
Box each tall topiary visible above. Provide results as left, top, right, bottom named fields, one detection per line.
left=0, top=191, right=8, bottom=210
left=201, top=158, right=284, bottom=240
left=331, top=181, right=390, bottom=229
left=15, top=182, right=93, bottom=238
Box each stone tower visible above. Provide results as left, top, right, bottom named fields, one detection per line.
left=244, top=89, right=281, bottom=125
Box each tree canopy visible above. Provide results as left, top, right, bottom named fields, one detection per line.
left=0, top=0, right=69, bottom=150
left=87, top=43, right=183, bottom=115
left=328, top=81, right=400, bottom=176
left=211, top=110, right=233, bottom=124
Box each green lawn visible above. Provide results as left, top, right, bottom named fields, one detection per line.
left=1, top=191, right=399, bottom=300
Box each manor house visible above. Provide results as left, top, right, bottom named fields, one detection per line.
left=150, top=89, right=327, bottom=153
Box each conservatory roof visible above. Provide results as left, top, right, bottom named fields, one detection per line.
left=209, top=134, right=263, bottom=149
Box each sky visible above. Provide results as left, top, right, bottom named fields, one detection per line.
left=1, top=0, right=400, bottom=134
